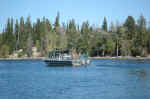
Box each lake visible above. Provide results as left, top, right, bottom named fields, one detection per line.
left=0, top=59, right=150, bottom=99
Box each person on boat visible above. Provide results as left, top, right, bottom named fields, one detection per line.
left=73, top=52, right=78, bottom=59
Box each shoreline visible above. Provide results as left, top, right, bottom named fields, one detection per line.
left=0, top=56, right=150, bottom=60
left=90, top=56, right=150, bottom=60
left=0, top=57, right=44, bottom=61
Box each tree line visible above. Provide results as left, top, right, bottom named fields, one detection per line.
left=0, top=13, right=150, bottom=58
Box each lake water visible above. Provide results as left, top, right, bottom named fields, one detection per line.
left=0, top=59, right=150, bottom=99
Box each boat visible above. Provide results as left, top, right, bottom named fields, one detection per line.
left=44, top=49, right=90, bottom=66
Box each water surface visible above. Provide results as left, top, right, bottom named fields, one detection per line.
left=0, top=59, right=150, bottom=99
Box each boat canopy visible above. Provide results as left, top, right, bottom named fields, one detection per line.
left=48, top=49, right=72, bottom=57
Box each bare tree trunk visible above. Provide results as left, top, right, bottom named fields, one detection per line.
left=17, top=31, right=19, bottom=50
left=40, top=38, right=43, bottom=56
left=102, top=50, right=105, bottom=56
left=117, top=40, right=118, bottom=57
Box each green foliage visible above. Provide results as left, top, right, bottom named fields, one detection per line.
left=54, top=12, right=60, bottom=32
left=26, top=34, right=33, bottom=57
left=35, top=40, right=40, bottom=52
left=66, top=19, right=79, bottom=50
left=14, top=19, right=19, bottom=51
left=135, top=15, right=147, bottom=56
left=124, top=16, right=136, bottom=40
left=19, top=16, right=25, bottom=49
left=80, top=21, right=90, bottom=53
left=4, top=18, right=15, bottom=54
left=102, top=17, right=107, bottom=32
left=0, top=44, right=10, bottom=58
left=0, top=14, right=150, bottom=58
left=18, top=52, right=23, bottom=58
left=106, top=39, right=115, bottom=55
left=120, top=40, right=132, bottom=56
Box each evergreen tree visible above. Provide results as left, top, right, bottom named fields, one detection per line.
left=124, top=16, right=136, bottom=40
left=0, top=44, right=9, bottom=58
left=0, top=14, right=150, bottom=58
left=106, top=38, right=115, bottom=56
left=136, top=15, right=147, bottom=56
left=80, top=21, right=90, bottom=53
left=99, top=33, right=107, bottom=56
left=14, top=19, right=19, bottom=51
left=102, top=17, right=107, bottom=32
left=5, top=18, right=15, bottom=54
left=147, top=23, right=150, bottom=53
left=24, top=16, right=33, bottom=54
left=19, top=16, right=25, bottom=49
left=54, top=12, right=60, bottom=32
left=66, top=19, right=78, bottom=49
left=40, top=17, right=51, bottom=55
left=33, top=18, right=41, bottom=43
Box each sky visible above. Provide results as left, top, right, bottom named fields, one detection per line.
left=0, top=0, right=150, bottom=32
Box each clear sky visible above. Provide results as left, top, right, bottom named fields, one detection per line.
left=0, top=0, right=150, bottom=31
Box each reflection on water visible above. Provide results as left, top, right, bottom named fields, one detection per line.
left=0, top=59, right=150, bottom=99
left=129, top=69, right=148, bottom=78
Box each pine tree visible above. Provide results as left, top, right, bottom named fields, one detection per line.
left=124, top=16, right=136, bottom=40
left=24, top=16, right=33, bottom=54
left=80, top=21, right=89, bottom=53
left=54, top=12, right=60, bottom=32
left=136, top=15, right=147, bottom=56
left=102, top=17, right=107, bottom=32
left=5, top=18, right=15, bottom=54
left=66, top=19, right=77, bottom=49
left=33, top=18, right=41, bottom=42
left=19, top=16, right=25, bottom=49
left=14, top=19, right=19, bottom=51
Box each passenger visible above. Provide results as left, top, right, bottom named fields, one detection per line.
left=73, top=53, right=78, bottom=59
